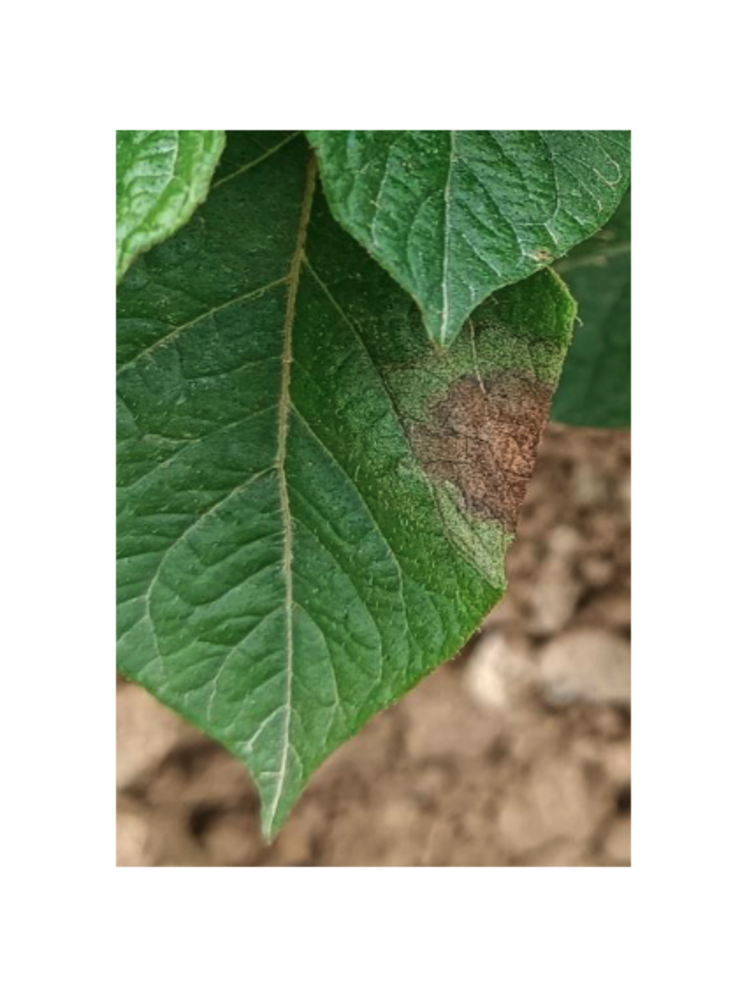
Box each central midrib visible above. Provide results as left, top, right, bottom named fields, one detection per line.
left=266, top=151, right=318, bottom=833
left=439, top=130, right=456, bottom=345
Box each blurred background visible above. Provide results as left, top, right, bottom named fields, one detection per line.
left=117, top=423, right=630, bottom=866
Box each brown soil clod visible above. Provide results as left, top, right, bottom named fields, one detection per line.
left=409, top=371, right=553, bottom=533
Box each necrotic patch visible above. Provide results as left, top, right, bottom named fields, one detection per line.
left=409, top=371, right=552, bottom=533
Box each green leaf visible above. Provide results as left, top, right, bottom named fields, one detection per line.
left=116, top=130, right=226, bottom=282
left=551, top=189, right=631, bottom=428
left=117, top=133, right=574, bottom=837
left=307, top=130, right=631, bottom=347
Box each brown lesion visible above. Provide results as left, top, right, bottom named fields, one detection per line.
left=409, top=372, right=553, bottom=533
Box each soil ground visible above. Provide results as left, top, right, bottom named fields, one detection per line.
left=117, top=424, right=631, bottom=867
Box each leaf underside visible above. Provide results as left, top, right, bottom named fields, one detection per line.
left=116, top=130, right=226, bottom=283
left=117, top=132, right=574, bottom=836
left=307, top=130, right=630, bottom=347
left=552, top=189, right=631, bottom=428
